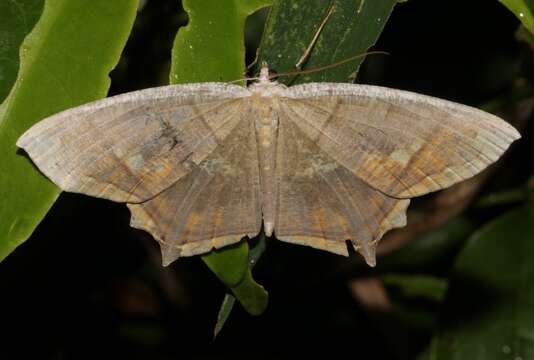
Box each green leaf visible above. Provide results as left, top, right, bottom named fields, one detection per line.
left=420, top=201, right=534, bottom=360
left=213, top=293, right=236, bottom=339
left=475, top=188, right=526, bottom=209
left=0, top=0, right=44, bottom=103
left=229, top=267, right=268, bottom=315
left=169, top=0, right=271, bottom=318
left=170, top=0, right=272, bottom=85
left=257, top=0, right=398, bottom=84
left=211, top=238, right=269, bottom=338
left=380, top=217, right=477, bottom=271
left=213, top=235, right=268, bottom=338
left=382, top=274, right=448, bottom=303
left=202, top=240, right=249, bottom=287
left=0, top=0, right=139, bottom=262
left=499, top=0, right=534, bottom=34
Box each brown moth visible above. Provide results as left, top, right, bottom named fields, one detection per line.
left=17, top=63, right=520, bottom=267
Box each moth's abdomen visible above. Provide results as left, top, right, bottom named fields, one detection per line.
left=252, top=97, right=280, bottom=236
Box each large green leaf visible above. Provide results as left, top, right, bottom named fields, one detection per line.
left=0, top=0, right=44, bottom=103
left=0, top=0, right=139, bottom=262
left=169, top=0, right=271, bottom=316
left=420, top=199, right=534, bottom=359
left=258, top=0, right=398, bottom=84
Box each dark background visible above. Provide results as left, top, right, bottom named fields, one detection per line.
left=1, top=0, right=532, bottom=358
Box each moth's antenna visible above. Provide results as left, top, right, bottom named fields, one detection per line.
left=228, top=77, right=259, bottom=84
left=237, top=1, right=336, bottom=85
left=227, top=51, right=388, bottom=84
left=271, top=51, right=389, bottom=80
left=274, top=1, right=385, bottom=84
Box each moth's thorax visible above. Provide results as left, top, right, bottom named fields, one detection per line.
left=248, top=78, right=287, bottom=97
left=255, top=104, right=278, bottom=149
left=249, top=90, right=281, bottom=148
left=248, top=62, right=288, bottom=97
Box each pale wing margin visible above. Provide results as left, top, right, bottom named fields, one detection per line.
left=17, top=83, right=251, bottom=202
left=280, top=83, right=521, bottom=198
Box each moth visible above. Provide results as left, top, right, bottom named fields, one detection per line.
left=17, top=63, right=520, bottom=267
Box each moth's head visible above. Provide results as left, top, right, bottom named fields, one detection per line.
left=254, top=61, right=282, bottom=86
left=229, top=61, right=281, bottom=87
left=246, top=61, right=287, bottom=94
left=259, top=61, right=270, bottom=82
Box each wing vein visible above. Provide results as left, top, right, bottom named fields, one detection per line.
left=280, top=102, right=416, bottom=194
left=294, top=98, right=497, bottom=164
left=62, top=99, right=243, bottom=192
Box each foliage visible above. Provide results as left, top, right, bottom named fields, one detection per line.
left=499, top=0, right=534, bottom=34
left=0, top=0, right=138, bottom=261
left=0, top=0, right=43, bottom=103
left=420, top=180, right=534, bottom=359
